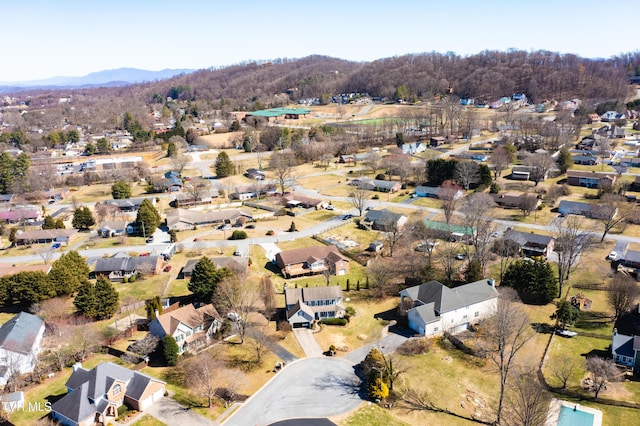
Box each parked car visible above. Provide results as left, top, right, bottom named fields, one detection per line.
left=163, top=265, right=172, bottom=272
left=245, top=224, right=256, bottom=229
left=140, top=252, right=150, bottom=257
left=326, top=205, right=334, bottom=210
left=146, top=236, right=154, bottom=243
left=607, top=251, right=618, bottom=260
left=233, top=249, right=242, bottom=256
left=455, top=253, right=467, bottom=260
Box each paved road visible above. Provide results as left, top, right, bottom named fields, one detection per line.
left=223, top=358, right=361, bottom=426
left=293, top=328, right=324, bottom=357
left=145, top=395, right=216, bottom=426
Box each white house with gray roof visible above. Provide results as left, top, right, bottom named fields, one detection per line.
left=399, top=279, right=499, bottom=336
left=284, top=286, right=345, bottom=328
left=51, top=362, right=165, bottom=426
left=0, top=312, right=45, bottom=386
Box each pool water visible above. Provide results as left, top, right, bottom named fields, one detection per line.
left=557, top=405, right=595, bottom=426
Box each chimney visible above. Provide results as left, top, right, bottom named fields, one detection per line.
left=488, top=278, right=495, bottom=287
left=72, top=362, right=82, bottom=372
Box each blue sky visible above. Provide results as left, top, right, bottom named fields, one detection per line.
left=1, top=0, right=638, bottom=82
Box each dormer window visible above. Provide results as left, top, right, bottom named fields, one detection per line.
left=113, top=384, right=122, bottom=396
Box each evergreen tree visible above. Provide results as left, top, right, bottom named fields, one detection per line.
left=3, top=271, right=54, bottom=306
left=84, top=142, right=95, bottom=155
left=146, top=296, right=164, bottom=320
left=135, top=199, right=161, bottom=236
left=229, top=120, right=241, bottom=132
left=163, top=335, right=179, bottom=366
left=167, top=142, right=177, bottom=158
left=188, top=257, right=233, bottom=300
left=94, top=276, right=119, bottom=320
left=74, top=280, right=97, bottom=318
left=42, top=215, right=57, bottom=230
left=502, top=259, right=558, bottom=304
left=111, top=181, right=132, bottom=199
left=0, top=152, right=15, bottom=194
left=465, top=259, right=483, bottom=282
left=54, top=218, right=65, bottom=229
left=49, top=251, right=91, bottom=296
left=215, top=151, right=234, bottom=178
left=557, top=146, right=574, bottom=174
left=96, top=138, right=112, bottom=154
left=551, top=300, right=580, bottom=329
left=72, top=206, right=95, bottom=230
left=479, top=164, right=492, bottom=187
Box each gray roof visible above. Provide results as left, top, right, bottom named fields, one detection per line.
left=557, top=200, right=593, bottom=215
left=285, top=286, right=343, bottom=305
left=182, top=257, right=248, bottom=275
left=364, top=209, right=405, bottom=225
left=93, top=253, right=161, bottom=273
left=503, top=229, right=553, bottom=247
left=0, top=312, right=44, bottom=355
left=102, top=197, right=155, bottom=209
left=54, top=362, right=165, bottom=423
left=286, top=301, right=314, bottom=320
left=400, top=279, right=498, bottom=322
left=624, top=249, right=640, bottom=264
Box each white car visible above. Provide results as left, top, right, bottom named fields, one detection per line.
left=607, top=251, right=617, bottom=260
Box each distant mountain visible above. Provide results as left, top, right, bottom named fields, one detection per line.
left=0, top=67, right=196, bottom=90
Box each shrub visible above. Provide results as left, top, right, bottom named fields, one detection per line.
left=375, top=174, right=386, bottom=180
left=489, top=182, right=500, bottom=194
left=372, top=194, right=380, bottom=200
left=320, top=318, right=348, bottom=326
left=274, top=209, right=287, bottom=216
left=288, top=221, right=297, bottom=232
left=397, top=338, right=433, bottom=356
left=229, top=230, right=247, bottom=240
left=367, top=376, right=389, bottom=401
left=128, top=275, right=136, bottom=283
left=345, top=306, right=356, bottom=319
left=117, top=405, right=129, bottom=418
left=266, top=230, right=275, bottom=236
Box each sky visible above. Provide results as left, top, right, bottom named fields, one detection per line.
left=1, top=0, right=638, bottom=83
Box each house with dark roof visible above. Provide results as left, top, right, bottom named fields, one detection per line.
left=362, top=209, right=408, bottom=232
left=275, top=245, right=349, bottom=278
left=572, top=154, right=600, bottom=165
left=612, top=328, right=640, bottom=373
left=284, top=286, right=345, bottom=328
left=493, top=191, right=540, bottom=209
left=180, top=256, right=249, bottom=278
left=567, top=170, right=617, bottom=189
left=99, top=220, right=132, bottom=238
left=0, top=312, right=45, bottom=386
left=414, top=186, right=465, bottom=200
left=101, top=197, right=157, bottom=212
left=51, top=362, right=165, bottom=426
left=503, top=229, right=554, bottom=258
left=149, top=304, right=222, bottom=354
left=165, top=208, right=252, bottom=231
left=399, top=279, right=499, bottom=336
left=92, top=253, right=163, bottom=281
left=15, top=229, right=77, bottom=246
left=622, top=249, right=640, bottom=269
left=557, top=200, right=616, bottom=220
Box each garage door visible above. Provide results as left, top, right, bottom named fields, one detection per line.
left=293, top=322, right=309, bottom=328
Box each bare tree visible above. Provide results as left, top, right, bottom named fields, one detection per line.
left=492, top=238, right=521, bottom=283
left=382, top=212, right=407, bottom=257
left=212, top=276, right=258, bottom=343
left=217, top=367, right=249, bottom=407
left=607, top=272, right=640, bottom=321
left=439, top=241, right=460, bottom=283
left=490, top=145, right=512, bottom=179
left=523, top=152, right=554, bottom=186
left=186, top=353, right=223, bottom=408
left=439, top=180, right=461, bottom=225
left=552, top=216, right=593, bottom=298
left=366, top=259, right=398, bottom=298
left=185, top=177, right=210, bottom=206
left=31, top=297, right=70, bottom=336
left=454, top=160, right=480, bottom=190
left=459, top=193, right=497, bottom=275
left=128, top=334, right=160, bottom=358
left=37, top=247, right=55, bottom=265
left=258, top=275, right=276, bottom=319
left=348, top=185, right=369, bottom=216
left=136, top=261, right=156, bottom=278
left=171, top=152, right=191, bottom=174
left=363, top=152, right=383, bottom=176
left=503, top=368, right=550, bottom=426
left=549, top=355, right=577, bottom=390
left=518, top=193, right=539, bottom=218
left=592, top=194, right=631, bottom=242
left=246, top=324, right=270, bottom=366
left=478, top=288, right=533, bottom=425
left=269, top=151, right=297, bottom=195
left=585, top=356, right=623, bottom=399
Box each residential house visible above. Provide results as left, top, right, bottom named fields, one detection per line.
left=99, top=220, right=131, bottom=238
left=600, top=111, right=625, bottom=122
left=230, top=183, right=277, bottom=200
left=102, top=197, right=157, bottom=212
left=576, top=134, right=609, bottom=151
left=82, top=156, right=142, bottom=172
left=503, top=229, right=554, bottom=258
left=361, top=209, right=408, bottom=232
left=275, top=245, right=350, bottom=278
left=510, top=165, right=541, bottom=181
left=566, top=170, right=617, bottom=189
left=51, top=362, right=165, bottom=426
left=622, top=249, right=640, bottom=269
left=399, top=279, right=499, bottom=336
left=174, top=189, right=220, bottom=208
left=493, top=191, right=540, bottom=209
left=149, top=303, right=222, bottom=354
left=15, top=229, right=77, bottom=246
left=180, top=257, right=249, bottom=278
left=414, top=186, right=465, bottom=200
left=0, top=312, right=45, bottom=386
left=92, top=253, right=163, bottom=281
left=0, top=208, right=42, bottom=224
left=165, top=208, right=252, bottom=231
left=611, top=328, right=640, bottom=373
left=572, top=154, right=599, bottom=165
left=557, top=200, right=615, bottom=220
left=587, top=113, right=601, bottom=124
left=284, top=195, right=327, bottom=210
left=244, top=168, right=265, bottom=180
left=401, top=142, right=426, bottom=155
left=284, top=286, right=345, bottom=328
left=0, top=194, right=14, bottom=205
left=338, top=153, right=370, bottom=164
left=0, top=262, right=51, bottom=278
left=153, top=177, right=183, bottom=192
left=430, top=136, right=446, bottom=147
left=357, top=179, right=401, bottom=193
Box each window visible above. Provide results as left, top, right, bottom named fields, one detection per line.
left=474, top=311, right=480, bottom=317
left=112, top=384, right=122, bottom=396
left=434, top=327, right=439, bottom=332
left=463, top=315, right=468, bottom=319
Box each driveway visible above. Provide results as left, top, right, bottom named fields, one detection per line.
left=260, top=242, right=281, bottom=262
left=293, top=328, right=324, bottom=357
left=223, top=358, right=361, bottom=426
left=146, top=396, right=216, bottom=426
left=343, top=333, right=409, bottom=364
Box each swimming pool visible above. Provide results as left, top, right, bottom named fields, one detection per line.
left=557, top=405, right=595, bottom=426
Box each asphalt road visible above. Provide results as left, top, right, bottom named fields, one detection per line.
left=223, top=358, right=362, bottom=426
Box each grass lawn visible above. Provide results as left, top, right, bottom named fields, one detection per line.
left=131, top=414, right=167, bottom=426
left=313, top=296, right=397, bottom=353
left=336, top=404, right=410, bottom=426
left=113, top=274, right=167, bottom=302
